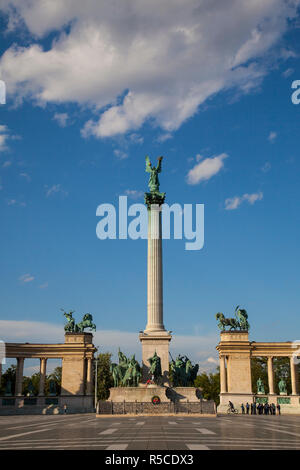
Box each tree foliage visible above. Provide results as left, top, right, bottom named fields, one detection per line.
left=95, top=352, right=114, bottom=400
left=194, top=369, right=220, bottom=405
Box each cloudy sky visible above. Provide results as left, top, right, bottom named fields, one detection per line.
left=1, top=0, right=300, bottom=374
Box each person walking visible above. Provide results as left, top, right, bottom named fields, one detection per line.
left=246, top=402, right=250, bottom=415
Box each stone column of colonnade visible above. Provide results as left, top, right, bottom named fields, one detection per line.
left=38, top=358, right=47, bottom=396
left=267, top=356, right=275, bottom=395
left=15, top=357, right=24, bottom=396
left=219, top=355, right=227, bottom=393
left=290, top=356, right=299, bottom=395
left=86, top=357, right=93, bottom=395
left=145, top=204, right=165, bottom=333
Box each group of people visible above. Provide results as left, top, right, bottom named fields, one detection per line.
left=241, top=402, right=280, bottom=415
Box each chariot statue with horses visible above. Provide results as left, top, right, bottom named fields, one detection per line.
left=62, top=309, right=96, bottom=333
left=216, top=305, right=250, bottom=331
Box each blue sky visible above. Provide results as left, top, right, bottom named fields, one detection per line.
left=1, top=1, right=300, bottom=373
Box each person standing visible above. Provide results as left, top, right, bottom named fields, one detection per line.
left=250, top=403, right=253, bottom=415
left=246, top=402, right=250, bottom=415
left=241, top=403, right=245, bottom=414
left=277, top=404, right=281, bottom=415
left=253, top=402, right=257, bottom=415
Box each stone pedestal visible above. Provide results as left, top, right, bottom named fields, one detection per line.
left=108, top=386, right=201, bottom=403
left=61, top=333, right=94, bottom=396
left=217, top=331, right=253, bottom=413
left=139, top=332, right=171, bottom=385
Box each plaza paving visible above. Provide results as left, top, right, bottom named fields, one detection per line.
left=0, top=413, right=300, bottom=450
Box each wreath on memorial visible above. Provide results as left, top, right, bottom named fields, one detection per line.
left=152, top=395, right=160, bottom=405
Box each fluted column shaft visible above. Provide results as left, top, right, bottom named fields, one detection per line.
left=267, top=356, right=275, bottom=395
left=38, top=358, right=47, bottom=396
left=145, top=205, right=165, bottom=332
left=220, top=355, right=227, bottom=393
left=290, top=356, right=299, bottom=395
left=86, top=358, right=93, bottom=395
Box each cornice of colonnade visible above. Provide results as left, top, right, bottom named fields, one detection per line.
left=216, top=334, right=299, bottom=358
left=4, top=333, right=97, bottom=359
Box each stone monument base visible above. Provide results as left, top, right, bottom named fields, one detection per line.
left=108, top=386, right=202, bottom=403
left=218, top=393, right=300, bottom=414
left=139, top=332, right=172, bottom=385
left=217, top=392, right=254, bottom=413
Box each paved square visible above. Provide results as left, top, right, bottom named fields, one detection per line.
left=0, top=414, right=300, bottom=450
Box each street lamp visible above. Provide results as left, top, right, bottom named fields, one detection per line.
left=94, top=346, right=99, bottom=411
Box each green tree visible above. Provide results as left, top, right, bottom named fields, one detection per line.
left=46, top=366, right=62, bottom=395
left=0, top=365, right=16, bottom=395
left=194, top=369, right=220, bottom=405
left=23, top=373, right=40, bottom=396
left=95, top=353, right=114, bottom=400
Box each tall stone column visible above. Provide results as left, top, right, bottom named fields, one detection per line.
left=86, top=357, right=93, bottom=395
left=267, top=356, right=275, bottom=395
left=145, top=204, right=164, bottom=333
left=15, top=357, right=24, bottom=396
left=220, top=355, right=227, bottom=393
left=139, top=162, right=171, bottom=384
left=38, top=358, right=47, bottom=396
left=290, top=356, right=299, bottom=395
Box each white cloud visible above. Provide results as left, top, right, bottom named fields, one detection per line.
left=282, top=68, right=294, bottom=78
left=45, top=184, right=68, bottom=197
left=124, top=189, right=143, bottom=199
left=206, top=357, right=219, bottom=365
left=53, top=112, right=69, bottom=127
left=0, top=319, right=218, bottom=370
left=268, top=131, right=277, bottom=142
left=7, top=199, right=26, bottom=207
left=113, top=149, right=128, bottom=160
left=225, top=191, right=263, bottom=210
left=19, top=172, right=31, bottom=181
left=2, top=160, right=11, bottom=168
left=19, top=273, right=34, bottom=283
left=0, top=1, right=298, bottom=137
left=129, top=133, right=144, bottom=145
left=261, top=161, right=271, bottom=173
left=156, top=133, right=173, bottom=143
left=187, top=153, right=228, bottom=185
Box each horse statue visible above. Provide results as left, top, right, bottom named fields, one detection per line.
left=216, top=312, right=239, bottom=331
left=235, top=306, right=250, bottom=331
left=62, top=310, right=76, bottom=332
left=148, top=351, right=162, bottom=383
left=76, top=313, right=96, bottom=332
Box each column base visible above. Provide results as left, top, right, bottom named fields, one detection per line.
left=139, top=332, right=172, bottom=385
